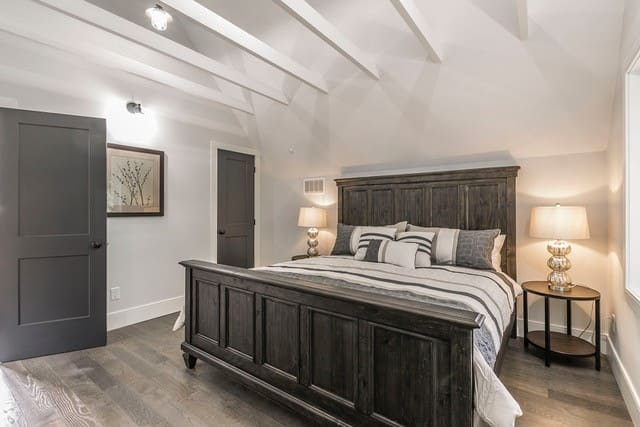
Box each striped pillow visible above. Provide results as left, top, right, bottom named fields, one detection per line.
left=363, top=239, right=419, bottom=269
left=396, top=231, right=435, bottom=267
left=353, top=227, right=397, bottom=260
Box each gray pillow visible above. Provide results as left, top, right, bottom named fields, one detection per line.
left=331, top=223, right=356, bottom=255
left=455, top=229, right=501, bottom=270
left=408, top=225, right=500, bottom=270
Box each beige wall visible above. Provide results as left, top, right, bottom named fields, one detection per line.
left=605, top=0, right=640, bottom=423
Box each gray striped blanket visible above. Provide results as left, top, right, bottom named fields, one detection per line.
left=257, top=255, right=521, bottom=368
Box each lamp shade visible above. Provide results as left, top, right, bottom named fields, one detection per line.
left=298, top=207, right=327, bottom=228
left=530, top=205, right=590, bottom=240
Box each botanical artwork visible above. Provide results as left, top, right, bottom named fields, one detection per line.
left=107, top=144, right=164, bottom=216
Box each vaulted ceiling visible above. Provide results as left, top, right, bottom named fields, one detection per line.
left=0, top=0, right=626, bottom=172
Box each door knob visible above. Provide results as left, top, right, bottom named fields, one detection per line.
left=90, top=241, right=103, bottom=249
left=218, top=230, right=226, bottom=235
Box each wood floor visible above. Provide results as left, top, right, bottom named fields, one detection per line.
left=0, top=314, right=632, bottom=426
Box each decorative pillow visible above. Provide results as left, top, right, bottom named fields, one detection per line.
left=406, top=224, right=440, bottom=233
left=331, top=223, right=357, bottom=255
left=396, top=231, right=435, bottom=267
left=349, top=223, right=406, bottom=254
left=439, top=229, right=501, bottom=269
left=353, top=227, right=398, bottom=260
left=363, top=239, right=419, bottom=269
left=492, top=234, right=506, bottom=272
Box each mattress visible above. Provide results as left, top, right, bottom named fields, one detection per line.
left=256, top=255, right=523, bottom=427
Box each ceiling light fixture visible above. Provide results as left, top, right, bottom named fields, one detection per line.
left=126, top=102, right=143, bottom=114
left=145, top=4, right=172, bottom=31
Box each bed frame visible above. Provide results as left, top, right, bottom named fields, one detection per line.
left=180, top=166, right=519, bottom=426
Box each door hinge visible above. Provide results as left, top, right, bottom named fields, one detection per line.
left=253, top=166, right=256, bottom=173
left=253, top=219, right=256, bottom=226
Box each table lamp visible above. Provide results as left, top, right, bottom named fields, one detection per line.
left=529, top=204, right=590, bottom=292
left=298, top=207, right=327, bottom=257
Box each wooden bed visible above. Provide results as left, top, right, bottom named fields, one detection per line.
left=180, top=166, right=519, bottom=426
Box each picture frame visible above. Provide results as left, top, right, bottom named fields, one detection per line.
left=107, top=143, right=164, bottom=217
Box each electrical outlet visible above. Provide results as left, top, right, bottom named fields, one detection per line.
left=110, top=287, right=121, bottom=301
left=610, top=313, right=616, bottom=334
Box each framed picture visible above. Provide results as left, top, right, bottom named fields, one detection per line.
left=107, top=143, right=164, bottom=216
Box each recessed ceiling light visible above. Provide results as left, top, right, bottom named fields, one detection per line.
left=145, top=4, right=172, bottom=31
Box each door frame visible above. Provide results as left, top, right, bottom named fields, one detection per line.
left=210, top=141, right=261, bottom=266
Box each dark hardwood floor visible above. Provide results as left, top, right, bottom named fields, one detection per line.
left=0, top=313, right=632, bottom=426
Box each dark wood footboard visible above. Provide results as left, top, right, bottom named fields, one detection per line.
left=180, top=260, right=485, bottom=427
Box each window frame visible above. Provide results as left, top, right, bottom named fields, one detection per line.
left=624, top=47, right=640, bottom=307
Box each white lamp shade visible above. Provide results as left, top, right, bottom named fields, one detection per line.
left=530, top=205, right=590, bottom=240
left=298, top=207, right=327, bottom=228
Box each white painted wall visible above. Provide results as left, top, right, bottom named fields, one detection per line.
left=105, top=118, right=214, bottom=330
left=0, top=80, right=253, bottom=331
left=606, top=0, right=640, bottom=423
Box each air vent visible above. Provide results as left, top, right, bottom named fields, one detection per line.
left=303, top=177, right=325, bottom=195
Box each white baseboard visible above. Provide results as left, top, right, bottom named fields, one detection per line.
left=516, top=317, right=608, bottom=355
left=107, top=296, right=183, bottom=331
left=607, top=336, right=640, bottom=426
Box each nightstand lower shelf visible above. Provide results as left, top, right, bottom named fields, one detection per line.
left=526, top=331, right=595, bottom=357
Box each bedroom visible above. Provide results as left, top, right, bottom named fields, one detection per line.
left=0, top=0, right=638, bottom=426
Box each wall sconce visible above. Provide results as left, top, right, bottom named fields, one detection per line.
left=126, top=102, right=143, bottom=114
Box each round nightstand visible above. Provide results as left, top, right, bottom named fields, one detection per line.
left=522, top=281, right=600, bottom=370
left=291, top=254, right=310, bottom=261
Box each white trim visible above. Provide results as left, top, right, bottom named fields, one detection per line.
left=107, top=296, right=183, bottom=331
left=516, top=318, right=608, bottom=355
left=210, top=141, right=262, bottom=266
left=607, top=336, right=640, bottom=425
left=624, top=44, right=640, bottom=308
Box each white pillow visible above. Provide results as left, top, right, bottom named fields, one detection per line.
left=396, top=231, right=435, bottom=267
left=492, top=234, right=506, bottom=272
left=350, top=226, right=399, bottom=255
left=360, top=239, right=419, bottom=269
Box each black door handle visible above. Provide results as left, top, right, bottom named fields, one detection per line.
left=90, top=241, right=103, bottom=249
left=218, top=230, right=226, bottom=235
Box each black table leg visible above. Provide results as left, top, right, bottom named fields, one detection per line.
left=595, top=299, right=601, bottom=371
left=544, top=296, right=550, bottom=367
left=567, top=300, right=572, bottom=336
left=523, top=290, right=529, bottom=349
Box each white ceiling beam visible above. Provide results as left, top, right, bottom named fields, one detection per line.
left=272, top=0, right=379, bottom=79
left=0, top=1, right=253, bottom=114
left=389, top=0, right=442, bottom=63
left=162, top=0, right=329, bottom=93
left=516, top=0, right=529, bottom=40
left=36, top=0, right=288, bottom=105
left=0, top=63, right=246, bottom=136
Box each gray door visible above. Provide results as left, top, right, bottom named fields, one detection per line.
left=217, top=149, right=255, bottom=268
left=0, top=108, right=106, bottom=362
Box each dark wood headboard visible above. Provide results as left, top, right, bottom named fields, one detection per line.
left=335, top=166, right=520, bottom=279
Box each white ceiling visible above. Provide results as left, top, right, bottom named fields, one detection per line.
left=0, top=0, right=627, bottom=171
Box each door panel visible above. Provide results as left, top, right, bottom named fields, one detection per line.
left=0, top=108, right=106, bottom=362
left=18, top=124, right=90, bottom=236
left=217, top=149, right=254, bottom=268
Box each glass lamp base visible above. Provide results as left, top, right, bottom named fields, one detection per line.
left=546, top=240, right=574, bottom=292
left=306, top=227, right=319, bottom=257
